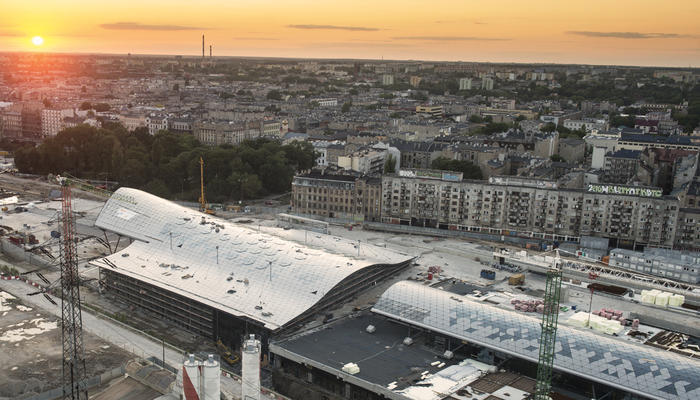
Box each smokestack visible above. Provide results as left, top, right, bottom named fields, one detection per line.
left=202, top=34, right=205, bottom=58
left=209, top=45, right=212, bottom=58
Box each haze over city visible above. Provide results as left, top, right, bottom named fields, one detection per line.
left=1, top=2, right=700, bottom=400
left=2, top=0, right=700, bottom=66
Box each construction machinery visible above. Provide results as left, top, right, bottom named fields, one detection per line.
left=199, top=157, right=215, bottom=215
left=534, top=250, right=563, bottom=400
left=59, top=182, right=88, bottom=399
left=216, top=339, right=240, bottom=365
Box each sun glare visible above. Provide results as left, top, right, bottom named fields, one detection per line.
left=32, top=36, right=44, bottom=46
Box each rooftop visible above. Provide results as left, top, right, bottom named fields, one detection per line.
left=607, top=149, right=642, bottom=159
left=371, top=281, right=700, bottom=400
left=92, top=188, right=411, bottom=331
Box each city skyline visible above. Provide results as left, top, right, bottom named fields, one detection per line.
left=2, top=0, right=699, bottom=67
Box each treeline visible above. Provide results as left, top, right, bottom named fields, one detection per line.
left=15, top=124, right=315, bottom=202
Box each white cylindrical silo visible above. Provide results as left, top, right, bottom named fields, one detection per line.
left=202, top=354, right=221, bottom=400
left=241, top=334, right=261, bottom=400
left=182, top=354, right=202, bottom=400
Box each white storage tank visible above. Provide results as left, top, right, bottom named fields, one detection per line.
left=202, top=354, right=221, bottom=400
left=182, top=354, right=201, bottom=400
left=242, top=334, right=261, bottom=400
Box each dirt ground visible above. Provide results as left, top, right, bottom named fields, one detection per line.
left=0, top=289, right=132, bottom=399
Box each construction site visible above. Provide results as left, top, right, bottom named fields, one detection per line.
left=0, top=171, right=698, bottom=400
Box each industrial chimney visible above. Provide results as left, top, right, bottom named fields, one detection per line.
left=202, top=35, right=205, bottom=58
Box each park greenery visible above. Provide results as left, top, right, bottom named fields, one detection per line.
left=14, top=124, right=316, bottom=203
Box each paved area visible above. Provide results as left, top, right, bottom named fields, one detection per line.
left=0, top=278, right=281, bottom=400
left=0, top=284, right=131, bottom=399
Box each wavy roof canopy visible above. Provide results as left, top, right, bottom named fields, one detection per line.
left=93, top=188, right=410, bottom=330
left=372, top=281, right=700, bottom=400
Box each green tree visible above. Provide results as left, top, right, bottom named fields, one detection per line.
left=93, top=103, right=111, bottom=112
left=384, top=154, right=396, bottom=174
left=431, top=157, right=483, bottom=180
left=550, top=154, right=566, bottom=162
left=541, top=122, right=557, bottom=133
left=610, top=114, right=635, bottom=128
left=266, top=90, right=282, bottom=100
left=79, top=101, right=92, bottom=110
left=14, top=125, right=315, bottom=203
left=341, top=101, right=352, bottom=113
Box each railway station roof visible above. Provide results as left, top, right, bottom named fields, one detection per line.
left=92, top=188, right=411, bottom=330
left=372, top=281, right=700, bottom=400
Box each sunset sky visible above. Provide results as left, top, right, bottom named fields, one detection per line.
left=2, top=0, right=699, bottom=67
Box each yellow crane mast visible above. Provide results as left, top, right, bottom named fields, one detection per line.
left=199, top=157, right=215, bottom=215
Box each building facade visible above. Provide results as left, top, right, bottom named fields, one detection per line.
left=609, top=247, right=699, bottom=284
left=291, top=171, right=382, bottom=222
left=415, top=105, right=444, bottom=118
left=193, top=120, right=262, bottom=146
left=459, top=77, right=472, bottom=90
left=1, top=110, right=22, bottom=139
left=603, top=149, right=640, bottom=184
left=41, top=109, right=64, bottom=137
left=381, top=172, right=678, bottom=248
left=145, top=114, right=168, bottom=135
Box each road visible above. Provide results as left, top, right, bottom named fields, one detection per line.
left=0, top=278, right=281, bottom=400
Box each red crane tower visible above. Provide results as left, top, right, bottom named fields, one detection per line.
left=60, top=183, right=88, bottom=399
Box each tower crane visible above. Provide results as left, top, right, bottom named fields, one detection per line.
left=199, top=157, right=215, bottom=215
left=534, top=249, right=563, bottom=400
left=59, top=181, right=88, bottom=399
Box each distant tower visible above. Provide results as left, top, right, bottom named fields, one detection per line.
left=241, top=335, right=261, bottom=400
left=209, top=45, right=212, bottom=58
left=202, top=35, right=205, bottom=58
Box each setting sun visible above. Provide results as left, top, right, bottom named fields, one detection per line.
left=31, top=36, right=43, bottom=46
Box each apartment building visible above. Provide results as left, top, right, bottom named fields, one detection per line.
left=415, top=105, right=444, bottom=118
left=603, top=149, right=640, bottom=184
left=1, top=110, right=22, bottom=139
left=313, top=98, right=338, bottom=107
left=562, top=119, right=607, bottom=132
left=145, top=114, right=168, bottom=135
left=458, top=78, right=472, bottom=90
left=168, top=117, right=193, bottom=134
left=119, top=113, right=147, bottom=131
left=482, top=77, right=494, bottom=90
left=291, top=171, right=382, bottom=222
left=381, top=74, right=394, bottom=86
left=381, top=171, right=679, bottom=248
left=616, top=134, right=700, bottom=152
left=676, top=208, right=700, bottom=251
left=41, top=109, right=64, bottom=137
left=337, top=149, right=386, bottom=175
left=193, top=120, right=261, bottom=146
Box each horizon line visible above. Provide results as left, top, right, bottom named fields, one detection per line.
left=0, top=49, right=696, bottom=70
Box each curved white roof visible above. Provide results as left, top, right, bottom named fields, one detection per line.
left=93, top=188, right=410, bottom=330
left=373, top=281, right=700, bottom=400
